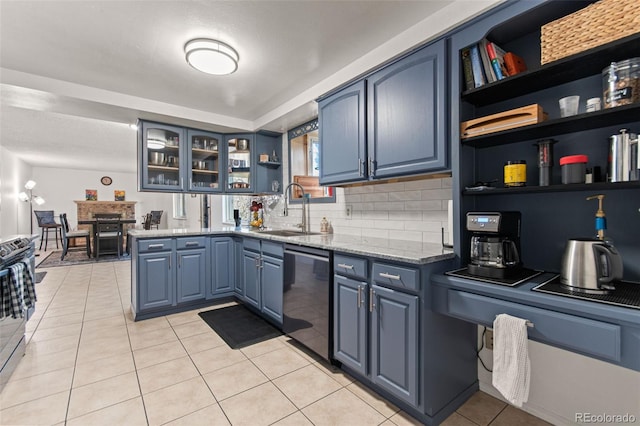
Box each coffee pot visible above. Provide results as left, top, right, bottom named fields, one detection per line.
left=466, top=212, right=522, bottom=279
left=560, top=238, right=623, bottom=293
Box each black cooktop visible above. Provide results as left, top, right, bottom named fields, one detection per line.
left=533, top=276, right=640, bottom=310
left=445, top=267, right=542, bottom=287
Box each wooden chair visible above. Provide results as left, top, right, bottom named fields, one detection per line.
left=149, top=210, right=163, bottom=229
left=59, top=213, right=91, bottom=260
left=33, top=210, right=62, bottom=251
left=95, top=218, right=123, bottom=259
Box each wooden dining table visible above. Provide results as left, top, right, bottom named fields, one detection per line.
left=78, top=218, right=137, bottom=257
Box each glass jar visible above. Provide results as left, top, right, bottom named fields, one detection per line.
left=602, top=58, right=640, bottom=108
left=504, top=160, right=526, bottom=187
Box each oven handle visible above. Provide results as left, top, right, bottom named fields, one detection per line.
left=284, top=250, right=329, bottom=263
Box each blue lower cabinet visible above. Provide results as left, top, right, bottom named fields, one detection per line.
left=370, top=285, right=419, bottom=406
left=233, top=238, right=245, bottom=299
left=243, top=249, right=261, bottom=310
left=209, top=237, right=234, bottom=298
left=138, top=251, right=175, bottom=311
left=333, top=275, right=367, bottom=376
left=176, top=248, right=206, bottom=303
left=261, top=254, right=283, bottom=324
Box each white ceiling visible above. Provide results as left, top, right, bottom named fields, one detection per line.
left=0, top=0, right=499, bottom=173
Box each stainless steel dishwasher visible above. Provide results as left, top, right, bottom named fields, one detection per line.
left=283, top=244, right=332, bottom=361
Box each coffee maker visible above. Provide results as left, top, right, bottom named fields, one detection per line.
left=467, top=211, right=522, bottom=279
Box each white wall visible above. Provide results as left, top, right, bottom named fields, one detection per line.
left=477, top=333, right=640, bottom=425
left=1, top=146, right=33, bottom=238
left=30, top=167, right=196, bottom=231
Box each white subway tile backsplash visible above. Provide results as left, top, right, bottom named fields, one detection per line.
left=268, top=177, right=450, bottom=244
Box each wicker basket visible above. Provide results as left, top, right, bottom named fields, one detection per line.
left=541, top=0, right=640, bottom=65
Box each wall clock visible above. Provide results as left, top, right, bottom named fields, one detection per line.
left=100, top=176, right=113, bottom=186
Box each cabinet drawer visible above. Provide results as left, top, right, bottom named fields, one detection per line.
left=138, top=239, right=172, bottom=253
left=262, top=241, right=283, bottom=258
left=176, top=237, right=206, bottom=250
left=334, top=254, right=368, bottom=280
left=447, top=290, right=621, bottom=362
left=243, top=238, right=261, bottom=252
left=372, top=263, right=420, bottom=292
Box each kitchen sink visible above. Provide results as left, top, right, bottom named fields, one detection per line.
left=258, top=230, right=321, bottom=237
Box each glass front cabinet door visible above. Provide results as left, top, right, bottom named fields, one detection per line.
left=225, top=134, right=254, bottom=193
left=140, top=122, right=185, bottom=191
left=187, top=129, right=223, bottom=193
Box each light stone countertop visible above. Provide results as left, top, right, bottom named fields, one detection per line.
left=128, top=227, right=455, bottom=265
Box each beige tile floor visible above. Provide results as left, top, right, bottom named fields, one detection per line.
left=0, top=256, right=552, bottom=425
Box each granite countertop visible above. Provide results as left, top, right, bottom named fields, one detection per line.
left=128, top=227, right=454, bottom=265
left=0, top=234, right=39, bottom=244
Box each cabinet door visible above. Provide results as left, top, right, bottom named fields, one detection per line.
left=370, top=284, right=419, bottom=406
left=367, top=40, right=447, bottom=178
left=139, top=121, right=186, bottom=191
left=319, top=80, right=367, bottom=185
left=138, top=252, right=175, bottom=311
left=187, top=129, right=223, bottom=193
left=234, top=239, right=245, bottom=298
left=261, top=254, right=283, bottom=325
left=333, top=275, right=367, bottom=376
left=176, top=248, right=206, bottom=303
left=254, top=133, right=283, bottom=194
left=242, top=249, right=260, bottom=309
left=209, top=237, right=234, bottom=298
left=226, top=134, right=255, bottom=193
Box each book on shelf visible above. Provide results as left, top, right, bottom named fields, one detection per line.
left=486, top=41, right=508, bottom=80
left=469, top=44, right=486, bottom=88
left=478, top=39, right=497, bottom=83
left=504, top=52, right=527, bottom=76
left=461, top=46, right=475, bottom=91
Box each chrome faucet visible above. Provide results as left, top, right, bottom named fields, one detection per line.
left=283, top=182, right=310, bottom=233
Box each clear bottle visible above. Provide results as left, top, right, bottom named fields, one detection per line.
left=320, top=217, right=329, bottom=233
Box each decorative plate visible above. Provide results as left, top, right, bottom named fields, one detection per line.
left=101, top=176, right=112, bottom=186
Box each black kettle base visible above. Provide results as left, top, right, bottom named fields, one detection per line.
left=446, top=267, right=541, bottom=287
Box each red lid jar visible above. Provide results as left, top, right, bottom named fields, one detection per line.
left=560, top=155, right=588, bottom=184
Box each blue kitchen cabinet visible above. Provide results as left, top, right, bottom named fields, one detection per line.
left=233, top=238, right=245, bottom=299
left=319, top=39, right=448, bottom=185
left=242, top=248, right=261, bottom=310
left=333, top=254, right=420, bottom=406
left=333, top=275, right=368, bottom=376
left=367, top=40, right=447, bottom=178
left=261, top=254, right=284, bottom=324
left=139, top=121, right=186, bottom=192
left=134, top=239, right=176, bottom=312
left=254, top=132, right=283, bottom=195
left=186, top=129, right=224, bottom=193
left=370, top=284, right=419, bottom=406
left=242, top=239, right=284, bottom=326
left=176, top=248, right=207, bottom=303
left=319, top=80, right=367, bottom=185
left=209, top=237, right=234, bottom=297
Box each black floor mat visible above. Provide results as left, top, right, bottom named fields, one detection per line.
left=198, top=304, right=282, bottom=349
left=35, top=271, right=47, bottom=283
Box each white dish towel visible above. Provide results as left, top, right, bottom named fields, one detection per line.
left=492, top=313, right=531, bottom=407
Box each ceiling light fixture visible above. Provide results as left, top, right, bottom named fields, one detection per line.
left=184, top=39, right=239, bottom=75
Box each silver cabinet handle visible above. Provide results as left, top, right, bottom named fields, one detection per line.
left=337, top=263, right=354, bottom=270
left=357, top=286, right=362, bottom=308
left=379, top=272, right=401, bottom=280
left=369, top=288, right=375, bottom=312
left=148, top=244, right=164, bottom=249
left=189, top=178, right=192, bottom=188
left=358, top=158, right=363, bottom=176
left=368, top=157, right=374, bottom=177
left=181, top=178, right=184, bottom=188
left=185, top=242, right=199, bottom=247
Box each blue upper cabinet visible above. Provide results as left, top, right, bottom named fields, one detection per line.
left=187, top=129, right=224, bottom=193
left=319, top=80, right=367, bottom=185
left=139, top=121, right=186, bottom=192
left=225, top=134, right=255, bottom=193
left=368, top=40, right=447, bottom=178
left=319, top=39, right=448, bottom=186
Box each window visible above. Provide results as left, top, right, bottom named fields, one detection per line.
left=222, top=195, right=250, bottom=224
left=173, top=193, right=186, bottom=219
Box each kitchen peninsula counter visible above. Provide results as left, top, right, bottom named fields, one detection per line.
left=127, top=227, right=454, bottom=265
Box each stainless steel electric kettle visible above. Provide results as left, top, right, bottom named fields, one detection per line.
left=560, top=238, right=623, bottom=293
